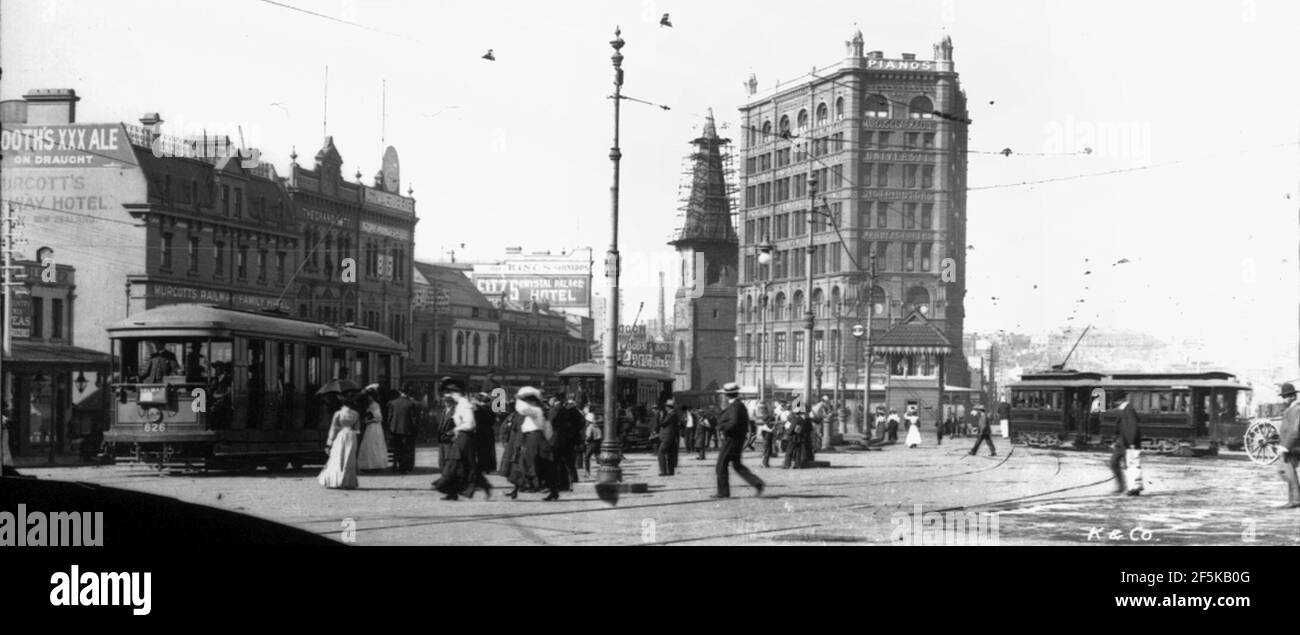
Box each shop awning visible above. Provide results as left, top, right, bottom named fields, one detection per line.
left=3, top=341, right=113, bottom=372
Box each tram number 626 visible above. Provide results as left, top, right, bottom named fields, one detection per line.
left=143, top=422, right=168, bottom=433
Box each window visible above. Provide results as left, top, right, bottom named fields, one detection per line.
left=831, top=164, right=843, bottom=188
left=877, top=202, right=888, bottom=228
left=487, top=335, right=497, bottom=366
left=864, top=131, right=875, bottom=148
left=779, top=115, right=790, bottom=136
left=878, top=132, right=892, bottom=149
left=472, top=333, right=482, bottom=366
left=860, top=202, right=873, bottom=229
left=923, top=132, right=936, bottom=148
left=234, top=187, right=243, bottom=218
left=877, top=164, right=890, bottom=187
left=816, top=103, right=827, bottom=126
left=922, top=204, right=934, bottom=229
left=905, top=203, right=917, bottom=229
left=31, top=298, right=43, bottom=338
left=909, top=96, right=935, bottom=119
left=831, top=242, right=842, bottom=272
left=835, top=97, right=844, bottom=120
left=455, top=332, right=466, bottom=365
left=775, top=178, right=789, bottom=202
left=759, top=153, right=772, bottom=171
left=257, top=249, right=268, bottom=282
left=214, top=241, right=226, bottom=277
left=745, top=186, right=756, bottom=208
left=861, top=163, right=873, bottom=187
left=746, top=157, right=756, bottom=174
left=905, top=165, right=918, bottom=188
left=160, top=232, right=173, bottom=270
left=775, top=148, right=790, bottom=167
left=793, top=332, right=805, bottom=362
left=906, top=132, right=918, bottom=148
left=922, top=165, right=934, bottom=189
left=188, top=237, right=199, bottom=273
left=864, top=94, right=889, bottom=118
left=758, top=182, right=770, bottom=205
left=832, top=132, right=844, bottom=152
left=904, top=242, right=916, bottom=272
left=51, top=298, right=63, bottom=339
left=793, top=174, right=806, bottom=198
left=814, top=330, right=824, bottom=361
left=221, top=185, right=229, bottom=215
left=793, top=210, right=806, bottom=236
left=237, top=245, right=248, bottom=279
left=830, top=201, right=842, bottom=231
left=277, top=251, right=286, bottom=283
left=797, top=109, right=808, bottom=131
left=877, top=242, right=890, bottom=271
left=921, top=242, right=933, bottom=271
left=774, top=332, right=787, bottom=362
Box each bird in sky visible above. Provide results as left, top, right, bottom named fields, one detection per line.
left=1114, top=258, right=1131, bottom=265
left=660, top=13, right=672, bottom=27
left=1000, top=148, right=1013, bottom=157
left=269, top=102, right=289, bottom=115
left=1084, top=270, right=1092, bottom=275
left=482, top=49, right=495, bottom=61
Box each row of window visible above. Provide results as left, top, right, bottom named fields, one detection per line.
left=157, top=175, right=289, bottom=225
left=415, top=329, right=585, bottom=370
left=859, top=202, right=936, bottom=230
left=739, top=286, right=932, bottom=323
left=741, top=330, right=840, bottom=364
left=743, top=241, right=848, bottom=281
left=301, top=230, right=407, bottom=283
left=863, top=131, right=936, bottom=149
left=744, top=166, right=845, bottom=207
left=745, top=95, right=937, bottom=145
left=745, top=134, right=846, bottom=174
left=160, top=232, right=290, bottom=284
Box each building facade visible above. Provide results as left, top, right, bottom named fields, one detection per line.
left=735, top=32, right=971, bottom=410
left=409, top=261, right=501, bottom=396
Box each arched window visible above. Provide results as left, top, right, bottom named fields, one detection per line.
left=811, top=288, right=823, bottom=317
left=487, top=335, right=497, bottom=366
left=515, top=338, right=525, bottom=367
left=472, top=333, right=482, bottom=366
left=455, top=332, right=466, bottom=365
left=796, top=109, right=808, bottom=131
left=774, top=292, right=787, bottom=321
left=792, top=289, right=804, bottom=319
left=552, top=341, right=561, bottom=369
left=678, top=340, right=687, bottom=370
left=759, top=294, right=768, bottom=322
left=778, top=115, right=790, bottom=135
left=421, top=331, right=430, bottom=363
left=529, top=340, right=539, bottom=368
left=905, top=286, right=932, bottom=315
left=864, top=94, right=889, bottom=118
left=835, top=97, right=845, bottom=120
left=909, top=96, right=934, bottom=119
left=762, top=120, right=772, bottom=139
left=868, top=286, right=887, bottom=316
left=439, top=333, right=450, bottom=364
left=745, top=296, right=754, bottom=323
left=830, top=286, right=841, bottom=314
left=815, top=103, right=828, bottom=126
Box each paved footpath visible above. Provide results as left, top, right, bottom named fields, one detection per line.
left=17, top=433, right=1300, bottom=545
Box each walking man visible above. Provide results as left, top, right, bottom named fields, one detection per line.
left=386, top=383, right=422, bottom=473
left=655, top=399, right=682, bottom=476
left=712, top=383, right=764, bottom=498
left=968, top=404, right=996, bottom=456
left=582, top=408, right=603, bottom=478
left=1109, top=390, right=1142, bottom=495
left=695, top=407, right=711, bottom=460
left=886, top=409, right=901, bottom=442
left=683, top=404, right=697, bottom=454
left=759, top=402, right=780, bottom=468
left=1276, top=383, right=1300, bottom=508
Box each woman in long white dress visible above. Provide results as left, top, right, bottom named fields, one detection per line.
left=318, top=395, right=363, bottom=489
left=356, top=385, right=389, bottom=471
left=904, top=409, right=922, bottom=448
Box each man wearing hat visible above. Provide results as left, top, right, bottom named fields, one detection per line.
left=1110, top=390, right=1142, bottom=496
left=1276, top=383, right=1300, bottom=507
left=654, top=399, right=682, bottom=476
left=712, top=382, right=765, bottom=498
left=968, top=404, right=996, bottom=457
left=386, top=383, right=421, bottom=473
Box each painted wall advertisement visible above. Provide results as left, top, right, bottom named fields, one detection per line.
left=471, top=260, right=591, bottom=308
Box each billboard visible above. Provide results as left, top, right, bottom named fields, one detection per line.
left=471, top=258, right=591, bottom=308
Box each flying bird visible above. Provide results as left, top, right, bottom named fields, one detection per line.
left=660, top=13, right=672, bottom=27
left=988, top=100, right=995, bottom=105
left=999, top=148, right=1013, bottom=157
left=482, top=49, right=495, bottom=61
left=1114, top=258, right=1131, bottom=265
left=1083, top=270, right=1092, bottom=275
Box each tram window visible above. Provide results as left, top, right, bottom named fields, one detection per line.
left=354, top=353, right=370, bottom=385
left=1172, top=393, right=1189, bottom=413
left=331, top=348, right=348, bottom=379
left=378, top=354, right=392, bottom=391
left=277, top=342, right=294, bottom=392
left=119, top=340, right=140, bottom=380
left=306, top=346, right=321, bottom=387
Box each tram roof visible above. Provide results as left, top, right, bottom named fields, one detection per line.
left=557, top=362, right=672, bottom=382
left=105, top=303, right=406, bottom=353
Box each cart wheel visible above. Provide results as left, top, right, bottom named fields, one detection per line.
left=1244, top=421, right=1281, bottom=466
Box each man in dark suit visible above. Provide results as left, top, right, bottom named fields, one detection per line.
left=712, top=383, right=765, bottom=499
left=1276, top=383, right=1300, bottom=508
left=436, top=392, right=457, bottom=475
left=386, top=383, right=422, bottom=473
left=968, top=404, right=996, bottom=456
left=1110, top=390, right=1142, bottom=495
left=654, top=399, right=682, bottom=476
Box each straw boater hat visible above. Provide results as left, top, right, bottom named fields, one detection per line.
left=516, top=386, right=543, bottom=402
left=718, top=382, right=741, bottom=395
left=439, top=377, right=464, bottom=393
left=365, top=383, right=380, bottom=393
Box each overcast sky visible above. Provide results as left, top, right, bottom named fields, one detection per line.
left=3, top=0, right=1298, bottom=385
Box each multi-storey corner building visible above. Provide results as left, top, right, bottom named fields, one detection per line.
left=735, top=32, right=971, bottom=412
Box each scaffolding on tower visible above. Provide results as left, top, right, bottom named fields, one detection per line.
left=671, top=109, right=740, bottom=245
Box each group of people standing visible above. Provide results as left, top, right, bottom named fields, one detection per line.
left=318, top=382, right=421, bottom=490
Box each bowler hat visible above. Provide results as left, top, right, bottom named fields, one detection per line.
left=439, top=377, right=465, bottom=393
left=1282, top=383, right=1297, bottom=398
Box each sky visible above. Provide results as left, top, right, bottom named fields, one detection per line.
left=3, top=0, right=1298, bottom=386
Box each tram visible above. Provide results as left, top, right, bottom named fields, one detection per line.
left=103, top=303, right=406, bottom=470
left=1007, top=370, right=1252, bottom=455
left=556, top=362, right=673, bottom=410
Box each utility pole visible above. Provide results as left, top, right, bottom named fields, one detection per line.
left=1, top=204, right=27, bottom=473
left=599, top=27, right=626, bottom=485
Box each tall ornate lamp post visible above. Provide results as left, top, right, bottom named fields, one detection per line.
left=755, top=238, right=774, bottom=408
left=598, top=27, right=626, bottom=485
left=802, top=176, right=818, bottom=423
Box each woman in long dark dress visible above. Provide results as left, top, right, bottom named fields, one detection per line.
left=472, top=393, right=498, bottom=475
left=431, top=379, right=483, bottom=500
left=498, top=408, right=523, bottom=479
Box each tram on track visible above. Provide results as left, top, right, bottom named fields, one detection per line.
left=103, top=303, right=406, bottom=470
left=1007, top=370, right=1252, bottom=456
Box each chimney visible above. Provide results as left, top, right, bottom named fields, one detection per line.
left=139, top=112, right=163, bottom=127
left=867, top=51, right=884, bottom=60
left=901, top=53, right=916, bottom=61
left=23, top=88, right=80, bottom=124
left=505, top=246, right=523, bottom=255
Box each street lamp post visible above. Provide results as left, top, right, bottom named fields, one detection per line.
left=803, top=176, right=818, bottom=433
left=598, top=27, right=625, bottom=485
left=756, top=239, right=774, bottom=409
left=853, top=248, right=877, bottom=436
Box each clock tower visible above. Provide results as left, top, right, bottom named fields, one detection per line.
left=670, top=110, right=739, bottom=393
